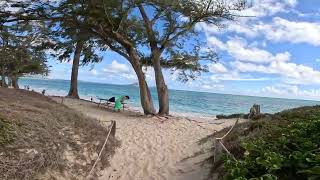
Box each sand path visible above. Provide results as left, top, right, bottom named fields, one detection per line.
left=57, top=98, right=241, bottom=180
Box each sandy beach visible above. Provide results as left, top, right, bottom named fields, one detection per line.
left=50, top=97, right=245, bottom=180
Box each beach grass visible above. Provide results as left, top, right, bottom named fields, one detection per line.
left=0, top=87, right=120, bottom=179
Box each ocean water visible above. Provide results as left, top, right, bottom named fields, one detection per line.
left=19, top=78, right=320, bottom=117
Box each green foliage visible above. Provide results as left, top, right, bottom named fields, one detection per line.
left=216, top=113, right=248, bottom=119
left=0, top=12, right=49, bottom=80
left=223, top=106, right=320, bottom=180
left=82, top=0, right=246, bottom=81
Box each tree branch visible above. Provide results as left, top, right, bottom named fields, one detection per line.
left=137, top=4, right=158, bottom=50
left=89, top=27, right=130, bottom=60
left=150, top=9, right=164, bottom=25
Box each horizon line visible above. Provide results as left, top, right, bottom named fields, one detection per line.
left=21, top=77, right=320, bottom=103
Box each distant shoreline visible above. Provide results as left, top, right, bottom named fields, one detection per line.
left=49, top=95, right=218, bottom=122
left=21, top=77, right=320, bottom=102
left=19, top=78, right=320, bottom=116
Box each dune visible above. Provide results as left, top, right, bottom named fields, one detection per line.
left=0, top=88, right=119, bottom=180
left=51, top=97, right=245, bottom=180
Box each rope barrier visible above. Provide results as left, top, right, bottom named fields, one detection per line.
left=214, top=119, right=239, bottom=163
left=86, top=120, right=115, bottom=179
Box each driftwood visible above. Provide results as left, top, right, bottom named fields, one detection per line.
left=214, top=119, right=239, bottom=163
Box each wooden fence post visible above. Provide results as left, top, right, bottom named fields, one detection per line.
left=249, top=104, right=261, bottom=119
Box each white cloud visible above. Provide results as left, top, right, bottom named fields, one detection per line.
left=206, top=17, right=320, bottom=47
left=209, top=63, right=228, bottom=73
left=257, top=17, right=320, bottom=46
left=233, top=61, right=270, bottom=73
left=209, top=37, right=291, bottom=64
left=262, top=84, right=320, bottom=99
left=227, top=38, right=290, bottom=63
left=185, top=76, right=225, bottom=91
left=207, top=35, right=320, bottom=85
left=197, top=0, right=298, bottom=37
left=199, top=1, right=320, bottom=48
left=101, top=60, right=138, bottom=81
left=90, top=69, right=98, bottom=76
left=210, top=72, right=270, bottom=81
left=238, top=0, right=297, bottom=18
left=291, top=10, right=320, bottom=18
left=234, top=60, right=320, bottom=85
left=207, top=36, right=226, bottom=49
left=103, top=60, right=132, bottom=74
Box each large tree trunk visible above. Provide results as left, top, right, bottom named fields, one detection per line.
left=137, top=5, right=169, bottom=115
left=152, top=53, right=169, bottom=115
left=7, top=76, right=12, bottom=87
left=1, top=66, right=8, bottom=88
left=0, top=77, right=7, bottom=87
left=129, top=51, right=156, bottom=115
left=136, top=70, right=156, bottom=115
left=0, top=76, right=7, bottom=87
left=67, top=41, right=83, bottom=99
left=12, top=76, right=19, bottom=89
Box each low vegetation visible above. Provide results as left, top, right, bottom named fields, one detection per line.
left=216, top=113, right=272, bottom=120
left=0, top=88, right=119, bottom=179
left=203, top=106, right=320, bottom=180
left=216, top=113, right=249, bottom=119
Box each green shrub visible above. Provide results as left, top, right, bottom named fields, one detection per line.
left=216, top=113, right=249, bottom=119
left=223, top=106, right=320, bottom=180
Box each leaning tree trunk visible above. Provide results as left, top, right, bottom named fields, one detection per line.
left=137, top=72, right=156, bottom=115
left=11, top=76, right=19, bottom=89
left=129, top=51, right=156, bottom=115
left=67, top=41, right=83, bottom=99
left=152, top=53, right=169, bottom=115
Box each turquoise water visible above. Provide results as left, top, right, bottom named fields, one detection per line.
left=19, top=78, right=320, bottom=116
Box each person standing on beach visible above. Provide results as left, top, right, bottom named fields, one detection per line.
left=114, top=96, right=130, bottom=111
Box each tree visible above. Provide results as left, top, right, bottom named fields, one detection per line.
left=84, top=0, right=158, bottom=114
left=0, top=24, right=9, bottom=87
left=43, top=2, right=103, bottom=99
left=0, top=4, right=49, bottom=88
left=83, top=0, right=245, bottom=115
left=0, top=33, right=49, bottom=88
left=0, top=0, right=102, bottom=97
left=1, top=0, right=246, bottom=115
left=136, top=0, right=245, bottom=115
left=6, top=0, right=157, bottom=114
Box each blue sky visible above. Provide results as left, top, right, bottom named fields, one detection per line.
left=47, top=0, right=320, bottom=100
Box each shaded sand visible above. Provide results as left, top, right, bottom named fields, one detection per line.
left=51, top=97, right=245, bottom=180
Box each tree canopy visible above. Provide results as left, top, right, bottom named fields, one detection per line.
left=0, top=0, right=246, bottom=114
left=0, top=11, right=49, bottom=88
